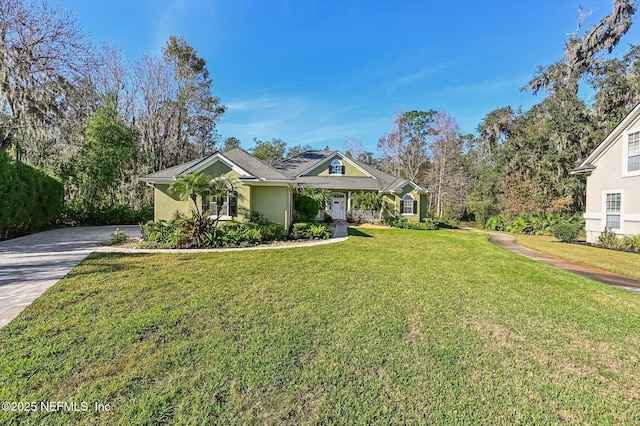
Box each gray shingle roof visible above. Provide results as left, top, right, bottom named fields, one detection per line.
left=141, top=148, right=292, bottom=181
left=141, top=157, right=204, bottom=179
left=141, top=147, right=427, bottom=192
left=222, top=148, right=292, bottom=181
left=274, top=150, right=334, bottom=178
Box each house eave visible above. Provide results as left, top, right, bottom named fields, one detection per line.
left=570, top=163, right=596, bottom=175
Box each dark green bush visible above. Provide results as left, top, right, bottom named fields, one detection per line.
left=64, top=204, right=152, bottom=226
left=552, top=222, right=581, bottom=242
left=0, top=153, right=64, bottom=240
left=485, top=213, right=584, bottom=236
left=295, top=195, right=320, bottom=221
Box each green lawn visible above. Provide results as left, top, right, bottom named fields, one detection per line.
left=516, top=234, right=640, bottom=281
left=2, top=228, right=640, bottom=424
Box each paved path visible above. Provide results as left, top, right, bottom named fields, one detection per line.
left=0, top=225, right=141, bottom=328
left=487, top=231, right=640, bottom=295
left=332, top=220, right=348, bottom=238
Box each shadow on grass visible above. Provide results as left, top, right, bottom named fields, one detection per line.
left=348, top=228, right=373, bottom=238
left=65, top=252, right=152, bottom=278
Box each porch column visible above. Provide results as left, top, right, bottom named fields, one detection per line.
left=347, top=191, right=352, bottom=212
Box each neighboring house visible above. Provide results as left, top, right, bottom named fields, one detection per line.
left=140, top=148, right=429, bottom=227
left=572, top=103, right=640, bottom=243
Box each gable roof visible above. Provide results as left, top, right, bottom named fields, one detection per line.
left=141, top=147, right=428, bottom=192
left=140, top=148, right=292, bottom=183
left=573, top=102, right=640, bottom=174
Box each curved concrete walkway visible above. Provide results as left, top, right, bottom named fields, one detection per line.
left=0, top=225, right=141, bottom=328
left=488, top=232, right=640, bottom=295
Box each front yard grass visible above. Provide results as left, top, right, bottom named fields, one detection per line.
left=516, top=234, right=640, bottom=281
left=1, top=228, right=640, bottom=424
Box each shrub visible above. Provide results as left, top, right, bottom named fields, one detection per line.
left=598, top=227, right=620, bottom=249
left=420, top=218, right=438, bottom=230
left=108, top=228, right=129, bottom=245
left=308, top=223, right=331, bottom=239
left=257, top=222, right=286, bottom=241
left=200, top=230, right=222, bottom=248
left=552, top=222, right=581, bottom=242
left=241, top=227, right=262, bottom=245
left=621, top=234, right=640, bottom=253
left=221, top=229, right=243, bottom=247
left=291, top=222, right=311, bottom=239
left=139, top=219, right=184, bottom=248
left=63, top=204, right=152, bottom=226
left=0, top=153, right=64, bottom=240
left=295, top=195, right=320, bottom=221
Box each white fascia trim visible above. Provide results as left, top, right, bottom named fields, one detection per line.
left=139, top=177, right=176, bottom=184
left=181, top=152, right=253, bottom=177
left=579, top=102, right=640, bottom=167
left=395, top=180, right=427, bottom=193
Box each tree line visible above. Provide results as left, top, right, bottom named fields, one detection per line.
left=1, top=0, right=639, bottom=227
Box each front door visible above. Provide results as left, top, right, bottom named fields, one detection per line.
left=330, top=193, right=346, bottom=220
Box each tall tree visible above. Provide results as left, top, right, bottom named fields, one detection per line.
left=427, top=110, right=469, bottom=218
left=286, top=144, right=312, bottom=158
left=69, top=105, right=136, bottom=212
left=251, top=138, right=286, bottom=165
left=377, top=110, right=436, bottom=181
left=222, top=136, right=241, bottom=151
left=162, top=36, right=226, bottom=158
left=0, top=0, right=94, bottom=155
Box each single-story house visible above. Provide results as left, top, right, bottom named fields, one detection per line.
left=572, top=103, right=640, bottom=243
left=140, top=148, right=429, bottom=228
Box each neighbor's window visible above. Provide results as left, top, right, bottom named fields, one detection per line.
left=605, top=193, right=621, bottom=229
left=629, top=132, right=640, bottom=172
left=210, top=194, right=237, bottom=217
left=401, top=194, right=416, bottom=215
left=329, top=159, right=345, bottom=175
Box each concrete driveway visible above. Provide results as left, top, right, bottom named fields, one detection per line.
left=0, top=225, right=141, bottom=328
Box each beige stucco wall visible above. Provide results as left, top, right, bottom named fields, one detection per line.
left=305, top=155, right=368, bottom=177
left=250, top=185, right=291, bottom=226
left=585, top=120, right=640, bottom=243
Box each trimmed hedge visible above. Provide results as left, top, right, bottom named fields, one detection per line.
left=0, top=153, right=64, bottom=240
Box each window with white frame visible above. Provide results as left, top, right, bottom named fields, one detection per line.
left=329, top=159, right=345, bottom=175
left=401, top=194, right=416, bottom=215
left=605, top=193, right=621, bottom=229
left=629, top=131, right=640, bottom=172
left=208, top=194, right=237, bottom=217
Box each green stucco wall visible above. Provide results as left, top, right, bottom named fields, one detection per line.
left=154, top=184, right=193, bottom=221
left=384, top=186, right=425, bottom=222
left=201, top=161, right=233, bottom=176
left=305, top=155, right=368, bottom=177
left=250, top=186, right=291, bottom=225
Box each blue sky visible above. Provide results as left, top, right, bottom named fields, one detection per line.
left=57, top=0, right=640, bottom=153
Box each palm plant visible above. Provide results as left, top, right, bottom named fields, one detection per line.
left=168, top=171, right=213, bottom=218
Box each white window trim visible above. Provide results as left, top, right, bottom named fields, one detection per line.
left=208, top=194, right=236, bottom=220
left=602, top=189, right=624, bottom=233
left=329, top=159, right=344, bottom=175
left=401, top=193, right=415, bottom=216
left=622, top=130, right=640, bottom=177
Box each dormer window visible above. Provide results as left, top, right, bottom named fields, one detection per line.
left=329, top=159, right=345, bottom=175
